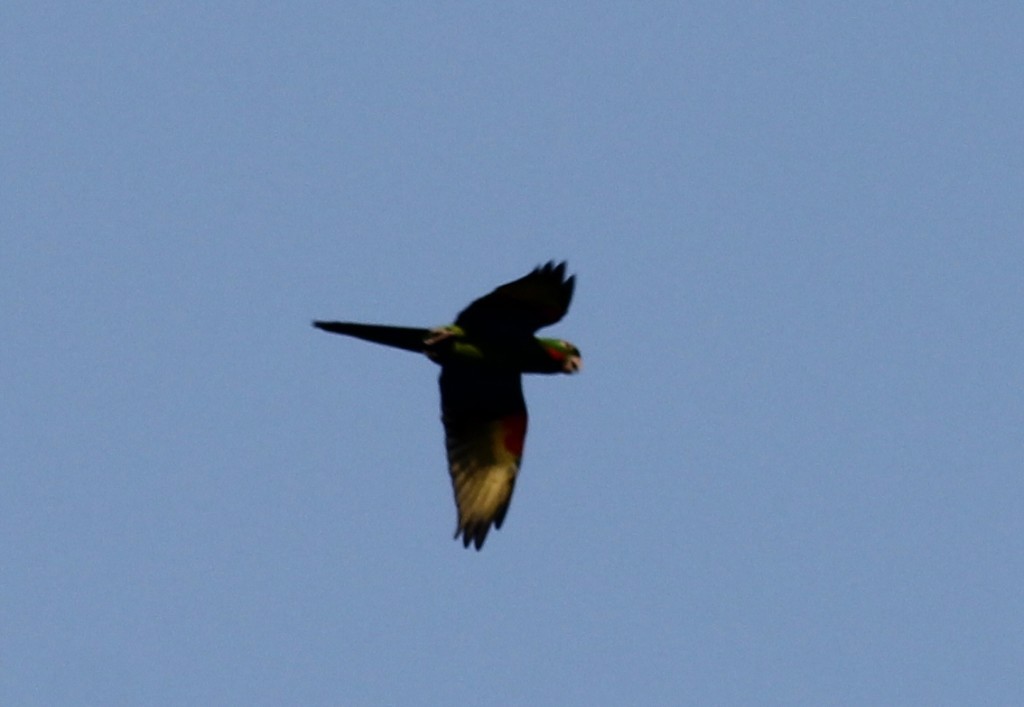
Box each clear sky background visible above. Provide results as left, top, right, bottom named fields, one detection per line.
left=4, top=3, right=1023, bottom=705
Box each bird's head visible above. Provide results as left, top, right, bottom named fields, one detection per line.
left=539, top=339, right=582, bottom=374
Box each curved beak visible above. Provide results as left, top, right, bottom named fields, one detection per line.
left=563, top=355, right=582, bottom=374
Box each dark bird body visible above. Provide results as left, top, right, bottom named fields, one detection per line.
left=314, top=262, right=581, bottom=549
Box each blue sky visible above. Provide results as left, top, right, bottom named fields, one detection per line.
left=4, top=3, right=1023, bottom=704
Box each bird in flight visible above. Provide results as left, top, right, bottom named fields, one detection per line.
left=314, top=262, right=581, bottom=550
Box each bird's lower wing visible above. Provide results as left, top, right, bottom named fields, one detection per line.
left=439, top=366, right=528, bottom=550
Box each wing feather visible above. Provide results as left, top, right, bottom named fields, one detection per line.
left=439, top=365, right=528, bottom=550
left=454, top=261, right=575, bottom=336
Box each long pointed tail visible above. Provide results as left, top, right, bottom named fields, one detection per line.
left=312, top=321, right=432, bottom=354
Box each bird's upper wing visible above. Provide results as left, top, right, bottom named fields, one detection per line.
left=439, top=365, right=528, bottom=550
left=454, top=261, right=575, bottom=336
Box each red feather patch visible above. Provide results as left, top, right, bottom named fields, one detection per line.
left=501, top=414, right=528, bottom=458
left=543, top=343, right=566, bottom=361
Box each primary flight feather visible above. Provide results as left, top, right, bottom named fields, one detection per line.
left=314, top=261, right=581, bottom=550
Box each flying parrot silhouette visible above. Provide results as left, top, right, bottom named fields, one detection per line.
left=314, top=261, right=581, bottom=550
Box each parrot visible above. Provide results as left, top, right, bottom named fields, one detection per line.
left=313, top=261, right=581, bottom=550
